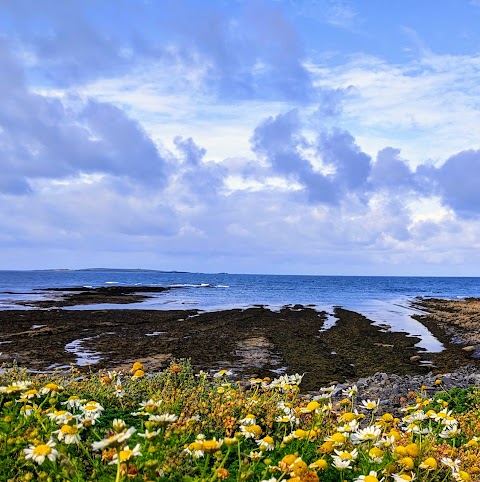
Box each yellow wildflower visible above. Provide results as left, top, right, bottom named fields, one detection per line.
left=310, top=458, right=328, bottom=470
left=305, top=401, right=320, bottom=412
left=131, top=362, right=144, bottom=372
left=405, top=443, right=419, bottom=458
left=419, top=457, right=438, bottom=470
left=399, top=457, right=415, bottom=470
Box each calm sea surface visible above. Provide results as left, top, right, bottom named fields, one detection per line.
left=1, top=271, right=479, bottom=352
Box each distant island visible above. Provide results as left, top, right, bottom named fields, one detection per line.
left=43, top=268, right=193, bottom=273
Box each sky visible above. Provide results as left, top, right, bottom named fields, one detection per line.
left=1, top=0, right=480, bottom=276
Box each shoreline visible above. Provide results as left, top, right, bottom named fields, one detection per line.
left=1, top=293, right=479, bottom=391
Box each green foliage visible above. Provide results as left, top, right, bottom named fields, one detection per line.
left=0, top=360, right=479, bottom=481
left=433, top=386, right=478, bottom=414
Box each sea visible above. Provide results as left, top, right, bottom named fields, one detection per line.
left=1, top=270, right=479, bottom=353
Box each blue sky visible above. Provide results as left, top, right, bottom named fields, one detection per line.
left=1, top=0, right=480, bottom=275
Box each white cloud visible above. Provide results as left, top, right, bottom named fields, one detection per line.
left=308, top=52, right=480, bottom=166
left=3, top=1, right=480, bottom=275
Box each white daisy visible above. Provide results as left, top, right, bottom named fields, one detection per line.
left=108, top=443, right=142, bottom=465
left=53, top=424, right=82, bottom=444
left=24, top=439, right=59, bottom=465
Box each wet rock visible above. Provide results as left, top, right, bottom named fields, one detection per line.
left=2, top=295, right=480, bottom=394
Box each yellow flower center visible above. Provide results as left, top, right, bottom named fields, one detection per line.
left=119, top=449, right=132, bottom=461
left=33, top=445, right=52, bottom=456
left=331, top=432, right=346, bottom=444
left=339, top=452, right=352, bottom=460
left=369, top=447, right=383, bottom=458
left=60, top=425, right=78, bottom=434
left=320, top=441, right=334, bottom=453
left=44, top=383, right=59, bottom=391
left=395, top=446, right=408, bottom=456
left=400, top=457, right=415, bottom=470
left=189, top=441, right=203, bottom=451
left=203, top=440, right=221, bottom=452
left=364, top=476, right=378, bottom=482
left=313, top=458, right=328, bottom=470
left=292, top=459, right=308, bottom=476
left=282, top=454, right=297, bottom=465
left=405, top=443, right=419, bottom=457
left=422, top=457, right=438, bottom=470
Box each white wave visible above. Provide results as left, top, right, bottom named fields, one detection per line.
left=105, top=281, right=120, bottom=285
left=169, top=283, right=211, bottom=288
left=215, top=285, right=230, bottom=288
left=169, top=283, right=199, bottom=287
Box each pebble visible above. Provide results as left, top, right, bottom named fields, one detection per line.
left=318, top=364, right=480, bottom=417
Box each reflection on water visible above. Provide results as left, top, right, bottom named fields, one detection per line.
left=345, top=299, right=443, bottom=353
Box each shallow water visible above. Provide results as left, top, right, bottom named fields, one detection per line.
left=1, top=271, right=479, bottom=353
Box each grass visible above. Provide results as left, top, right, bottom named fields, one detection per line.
left=0, top=360, right=480, bottom=481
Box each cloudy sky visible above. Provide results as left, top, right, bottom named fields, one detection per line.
left=1, top=0, right=480, bottom=275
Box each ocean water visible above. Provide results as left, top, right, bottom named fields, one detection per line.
left=1, top=270, right=479, bottom=352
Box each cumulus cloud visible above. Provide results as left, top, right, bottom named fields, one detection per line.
left=250, top=109, right=373, bottom=204
left=418, top=149, right=480, bottom=218
left=0, top=39, right=170, bottom=194
left=369, top=147, right=415, bottom=191
left=316, top=128, right=371, bottom=192
left=1, top=0, right=314, bottom=101
left=172, top=136, right=226, bottom=201
left=251, top=109, right=336, bottom=203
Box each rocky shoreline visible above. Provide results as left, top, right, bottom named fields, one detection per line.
left=411, top=297, right=480, bottom=354
left=0, top=290, right=480, bottom=394
left=326, top=364, right=480, bottom=417
left=12, top=285, right=176, bottom=308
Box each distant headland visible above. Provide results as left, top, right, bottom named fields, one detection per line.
left=42, top=268, right=194, bottom=273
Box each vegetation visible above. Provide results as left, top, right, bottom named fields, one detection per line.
left=1, top=360, right=480, bottom=481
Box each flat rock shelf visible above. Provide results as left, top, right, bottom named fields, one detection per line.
left=1, top=293, right=479, bottom=392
